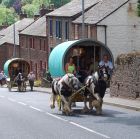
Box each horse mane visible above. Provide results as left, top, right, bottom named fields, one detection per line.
left=93, top=72, right=99, bottom=81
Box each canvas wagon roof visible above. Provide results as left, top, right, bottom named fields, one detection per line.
left=4, top=58, right=30, bottom=77
left=49, top=39, right=114, bottom=77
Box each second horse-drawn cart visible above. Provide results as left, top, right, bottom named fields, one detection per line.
left=4, top=58, right=30, bottom=92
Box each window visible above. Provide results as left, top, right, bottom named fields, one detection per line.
left=30, top=61, right=33, bottom=71
left=35, top=63, right=37, bottom=79
left=44, top=40, right=46, bottom=51
left=56, top=21, right=59, bottom=38
left=44, top=62, right=47, bottom=69
left=33, top=38, right=35, bottom=49
left=58, top=21, right=62, bottom=38
left=56, top=20, right=62, bottom=38
left=39, top=39, right=42, bottom=50
left=29, top=38, right=32, bottom=48
left=50, top=20, right=53, bottom=36
left=40, top=60, right=42, bottom=71
left=65, top=21, right=69, bottom=40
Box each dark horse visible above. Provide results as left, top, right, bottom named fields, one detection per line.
left=16, top=73, right=26, bottom=92
left=83, top=65, right=110, bottom=114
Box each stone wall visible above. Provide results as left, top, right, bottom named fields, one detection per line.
left=110, top=52, right=140, bottom=99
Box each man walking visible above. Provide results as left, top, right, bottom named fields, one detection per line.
left=0, top=71, right=6, bottom=87
left=28, top=71, right=35, bottom=91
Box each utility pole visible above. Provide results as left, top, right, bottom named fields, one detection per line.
left=13, top=23, right=16, bottom=58
left=82, top=0, right=85, bottom=38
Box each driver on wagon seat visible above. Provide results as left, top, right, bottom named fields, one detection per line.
left=99, top=54, right=113, bottom=78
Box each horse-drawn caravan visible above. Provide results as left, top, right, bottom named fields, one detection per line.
left=48, top=39, right=114, bottom=115
left=4, top=58, right=30, bottom=92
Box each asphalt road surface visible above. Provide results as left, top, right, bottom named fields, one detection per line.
left=0, top=87, right=140, bottom=139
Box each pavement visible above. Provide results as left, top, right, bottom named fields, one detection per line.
left=34, top=87, right=140, bottom=111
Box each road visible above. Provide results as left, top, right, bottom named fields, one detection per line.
left=0, top=87, right=140, bottom=139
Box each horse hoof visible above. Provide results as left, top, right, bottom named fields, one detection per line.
left=82, top=107, right=90, bottom=113
left=96, top=110, right=102, bottom=115
left=50, top=104, right=55, bottom=109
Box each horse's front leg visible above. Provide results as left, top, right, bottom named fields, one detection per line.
left=60, top=95, right=72, bottom=115
left=50, top=94, right=56, bottom=109
left=82, top=95, right=89, bottom=113
left=92, top=98, right=103, bottom=115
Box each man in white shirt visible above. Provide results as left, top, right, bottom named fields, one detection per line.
left=28, top=71, right=35, bottom=91
left=0, top=71, right=6, bottom=86
left=99, top=54, right=113, bottom=77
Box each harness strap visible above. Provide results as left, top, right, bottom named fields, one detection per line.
left=61, top=81, right=69, bottom=89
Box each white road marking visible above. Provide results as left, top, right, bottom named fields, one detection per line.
left=18, top=102, right=27, bottom=106
left=29, top=106, right=43, bottom=112
left=70, top=122, right=111, bottom=139
left=0, top=96, right=5, bottom=98
left=46, top=112, right=68, bottom=122
left=8, top=98, right=16, bottom=102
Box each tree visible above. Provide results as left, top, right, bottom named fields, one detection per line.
left=1, top=0, right=16, bottom=7
left=13, top=0, right=22, bottom=14
left=50, top=0, right=71, bottom=8
left=21, top=0, right=33, bottom=5
left=138, top=0, right=140, bottom=16
left=22, top=4, right=39, bottom=17
left=0, top=5, right=18, bottom=25
left=32, top=0, right=49, bottom=6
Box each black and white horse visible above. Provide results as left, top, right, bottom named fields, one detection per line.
left=83, top=66, right=109, bottom=115
left=16, top=73, right=26, bottom=92
left=50, top=73, right=81, bottom=115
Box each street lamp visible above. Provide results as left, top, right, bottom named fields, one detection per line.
left=13, top=23, right=16, bottom=58
left=82, top=0, right=85, bottom=38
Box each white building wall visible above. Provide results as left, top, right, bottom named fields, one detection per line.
left=97, top=26, right=105, bottom=44
left=97, top=0, right=140, bottom=61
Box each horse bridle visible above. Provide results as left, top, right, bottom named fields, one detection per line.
left=86, top=76, right=97, bottom=88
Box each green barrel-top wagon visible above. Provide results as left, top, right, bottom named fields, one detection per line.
left=4, top=58, right=30, bottom=92
left=49, top=39, right=114, bottom=102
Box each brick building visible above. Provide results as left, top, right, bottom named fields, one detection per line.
left=0, top=18, right=34, bottom=70
left=46, top=0, right=99, bottom=51
left=19, top=16, right=48, bottom=78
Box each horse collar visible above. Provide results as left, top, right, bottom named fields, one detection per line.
left=61, top=81, right=69, bottom=88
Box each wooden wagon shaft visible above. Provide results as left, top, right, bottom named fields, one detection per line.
left=69, top=85, right=87, bottom=101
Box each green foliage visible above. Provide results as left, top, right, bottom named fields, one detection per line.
left=21, top=0, right=33, bottom=5
left=0, top=5, right=18, bottom=25
left=138, top=0, right=140, bottom=16
left=22, top=4, right=39, bottom=17
left=32, top=0, right=49, bottom=6
left=1, top=0, right=15, bottom=7
left=50, top=0, right=71, bottom=8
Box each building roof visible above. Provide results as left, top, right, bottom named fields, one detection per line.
left=0, top=18, right=34, bottom=46
left=73, top=0, right=129, bottom=24
left=20, top=16, right=46, bottom=37
left=46, top=0, right=99, bottom=17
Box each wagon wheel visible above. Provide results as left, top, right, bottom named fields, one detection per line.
left=23, top=82, right=26, bottom=92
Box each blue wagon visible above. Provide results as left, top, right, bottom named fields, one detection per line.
left=49, top=39, right=114, bottom=78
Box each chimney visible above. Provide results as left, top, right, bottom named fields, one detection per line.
left=0, top=25, right=8, bottom=30
left=39, top=4, right=54, bottom=17
left=34, top=14, right=40, bottom=20
left=49, top=4, right=55, bottom=11
left=20, top=13, right=27, bottom=20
